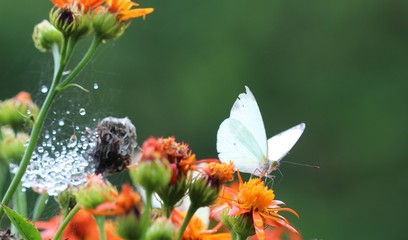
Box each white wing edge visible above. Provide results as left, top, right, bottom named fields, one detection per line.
left=267, top=122, right=305, bottom=162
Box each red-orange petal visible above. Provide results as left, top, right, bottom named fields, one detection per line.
left=253, top=211, right=265, bottom=240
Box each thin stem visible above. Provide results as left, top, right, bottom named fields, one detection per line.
left=57, top=36, right=102, bottom=91
left=52, top=204, right=80, bottom=240
left=0, top=162, right=8, bottom=196
left=176, top=203, right=198, bottom=240
left=32, top=193, right=49, bottom=221
left=0, top=43, right=65, bottom=218
left=141, top=190, right=152, bottom=239
left=95, top=215, right=106, bottom=240
left=63, top=36, right=77, bottom=67
left=13, top=183, right=27, bottom=218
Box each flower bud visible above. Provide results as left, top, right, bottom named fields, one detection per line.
left=189, top=173, right=220, bottom=208
left=0, top=127, right=29, bottom=164
left=116, top=213, right=143, bottom=240
left=74, top=175, right=117, bottom=210
left=55, top=186, right=77, bottom=212
left=222, top=212, right=255, bottom=239
left=130, top=159, right=171, bottom=193
left=92, top=8, right=125, bottom=40
left=145, top=218, right=175, bottom=240
left=0, top=92, right=39, bottom=129
left=49, top=6, right=91, bottom=38
left=32, top=20, right=63, bottom=52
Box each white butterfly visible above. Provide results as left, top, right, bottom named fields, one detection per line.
left=216, top=86, right=305, bottom=177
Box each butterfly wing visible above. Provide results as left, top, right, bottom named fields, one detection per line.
left=217, top=86, right=268, bottom=174
left=267, top=123, right=305, bottom=163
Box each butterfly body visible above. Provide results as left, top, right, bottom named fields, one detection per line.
left=217, top=86, right=305, bottom=177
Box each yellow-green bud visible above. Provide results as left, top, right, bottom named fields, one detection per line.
left=55, top=187, right=77, bottom=212
left=49, top=6, right=91, bottom=39
left=93, top=9, right=125, bottom=40
left=189, top=173, right=220, bottom=208
left=222, top=212, right=255, bottom=239
left=130, top=160, right=171, bottom=194
left=145, top=218, right=175, bottom=240
left=156, top=173, right=190, bottom=212
left=0, top=127, right=29, bottom=164
left=0, top=92, right=39, bottom=129
left=73, top=175, right=116, bottom=209
left=116, top=214, right=143, bottom=240
left=32, top=20, right=63, bottom=52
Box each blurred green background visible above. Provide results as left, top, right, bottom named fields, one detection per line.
left=1, top=0, right=408, bottom=239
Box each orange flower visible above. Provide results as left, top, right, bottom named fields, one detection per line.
left=35, top=209, right=122, bottom=240
left=51, top=0, right=104, bottom=12
left=140, top=137, right=196, bottom=184
left=92, top=183, right=142, bottom=216
left=212, top=173, right=300, bottom=240
left=171, top=209, right=230, bottom=240
left=105, top=0, right=154, bottom=21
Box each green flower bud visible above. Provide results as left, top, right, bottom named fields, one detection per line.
left=0, top=127, right=29, bottom=164
left=156, top=173, right=190, bottom=213
left=116, top=213, right=143, bottom=240
left=32, top=20, right=63, bottom=52
left=189, top=173, right=220, bottom=208
left=130, top=160, right=171, bottom=194
left=145, top=218, right=175, bottom=240
left=92, top=8, right=126, bottom=40
left=222, top=212, right=255, bottom=239
left=73, top=175, right=116, bottom=210
left=0, top=92, right=39, bottom=130
left=55, top=186, right=77, bottom=212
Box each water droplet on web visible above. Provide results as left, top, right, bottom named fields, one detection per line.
left=63, top=70, right=71, bottom=75
left=38, top=146, right=44, bottom=153
left=93, top=83, right=99, bottom=90
left=66, top=110, right=70, bottom=115
left=27, top=109, right=32, bottom=115
left=58, top=119, right=65, bottom=126
left=40, top=85, right=48, bottom=93
left=79, top=108, right=86, bottom=116
left=68, top=135, right=77, bottom=148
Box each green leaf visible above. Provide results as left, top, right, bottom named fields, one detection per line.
left=1, top=204, right=42, bottom=240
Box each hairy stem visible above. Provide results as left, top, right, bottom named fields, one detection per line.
left=52, top=204, right=80, bottom=240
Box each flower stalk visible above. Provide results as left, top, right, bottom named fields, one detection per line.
left=52, top=203, right=81, bottom=240
left=176, top=203, right=198, bottom=240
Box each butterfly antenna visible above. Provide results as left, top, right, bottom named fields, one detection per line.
left=281, top=161, right=320, bottom=169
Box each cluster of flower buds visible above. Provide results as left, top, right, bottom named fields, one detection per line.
left=0, top=92, right=37, bottom=165
left=32, top=0, right=154, bottom=48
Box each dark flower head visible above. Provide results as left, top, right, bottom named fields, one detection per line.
left=90, top=117, right=137, bottom=175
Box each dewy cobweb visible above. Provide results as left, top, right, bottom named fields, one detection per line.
left=10, top=122, right=96, bottom=196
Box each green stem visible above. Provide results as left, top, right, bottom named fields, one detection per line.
left=0, top=162, right=8, bottom=196
left=63, top=37, right=77, bottom=66
left=0, top=43, right=65, bottom=218
left=32, top=193, right=49, bottom=221
left=95, top=215, right=106, bottom=240
left=176, top=203, right=198, bottom=240
left=141, top=190, right=152, bottom=239
left=52, top=204, right=80, bottom=240
left=13, top=183, right=27, bottom=218
left=57, top=36, right=101, bottom=91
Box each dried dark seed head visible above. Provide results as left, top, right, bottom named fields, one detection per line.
left=57, top=7, right=76, bottom=26
left=90, top=117, right=137, bottom=175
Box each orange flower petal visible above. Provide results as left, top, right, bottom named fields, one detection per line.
left=253, top=211, right=265, bottom=240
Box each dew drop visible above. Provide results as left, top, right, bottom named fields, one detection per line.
left=93, top=83, right=99, bottom=89
left=40, top=85, right=48, bottom=93
left=68, top=134, right=77, bottom=148
left=38, top=146, right=44, bottom=153
left=26, top=109, right=32, bottom=115
left=66, top=110, right=70, bottom=115
left=79, top=108, right=86, bottom=116
left=58, top=119, right=65, bottom=126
